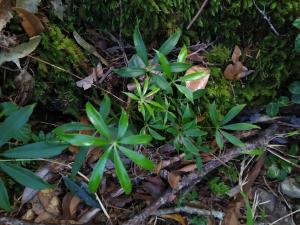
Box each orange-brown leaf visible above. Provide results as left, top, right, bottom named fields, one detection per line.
left=184, top=66, right=210, bottom=91
left=231, top=45, right=242, bottom=64
left=13, top=7, right=44, bottom=37
left=161, top=214, right=186, bottom=225
left=168, top=171, right=181, bottom=189
left=224, top=61, right=243, bottom=80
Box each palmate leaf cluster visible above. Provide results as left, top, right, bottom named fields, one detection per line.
left=0, top=24, right=260, bottom=211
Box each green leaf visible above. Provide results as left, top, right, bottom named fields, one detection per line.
left=15, top=124, right=32, bottom=143
left=215, top=130, right=224, bottom=149
left=100, top=94, right=111, bottom=120
left=0, top=104, right=35, bottom=147
left=175, top=84, right=193, bottom=102
left=86, top=102, right=110, bottom=138
left=183, top=129, right=207, bottom=137
left=278, top=96, right=289, bottom=107
left=88, top=149, right=112, bottom=193
left=123, top=92, right=139, bottom=100
left=170, top=62, right=191, bottom=73
left=267, top=163, right=280, bottom=179
left=266, top=102, right=279, bottom=117
left=58, top=133, right=108, bottom=147
left=288, top=81, right=300, bottom=95
left=118, top=109, right=128, bottom=138
left=221, top=104, right=246, bottom=125
left=183, top=138, right=199, bottom=155
left=128, top=54, right=146, bottom=68
left=151, top=75, right=172, bottom=94
left=157, top=29, right=181, bottom=57
left=220, top=130, right=245, bottom=147
left=1, top=142, right=68, bottom=159
left=195, top=155, right=203, bottom=171
left=241, top=148, right=264, bottom=156
left=71, top=147, right=88, bottom=179
left=113, top=150, right=132, bottom=194
left=0, top=36, right=41, bottom=65
left=119, top=146, right=154, bottom=170
left=0, top=178, right=11, bottom=211
left=291, top=94, right=300, bottom=104
left=113, top=67, right=146, bottom=77
left=119, top=134, right=152, bottom=145
left=63, top=176, right=100, bottom=208
left=179, top=71, right=207, bottom=82
left=133, top=24, right=148, bottom=65
left=53, top=122, right=93, bottom=134
left=293, top=18, right=300, bottom=29
left=148, top=128, right=165, bottom=140
left=295, top=34, right=300, bottom=53
left=145, top=100, right=164, bottom=109
left=155, top=50, right=171, bottom=78
left=221, top=123, right=260, bottom=131
left=209, top=102, right=219, bottom=126
left=0, top=162, right=51, bottom=189
left=177, top=45, right=188, bottom=62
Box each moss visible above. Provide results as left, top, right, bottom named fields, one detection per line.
left=34, top=25, right=87, bottom=118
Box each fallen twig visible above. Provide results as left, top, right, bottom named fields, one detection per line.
left=156, top=206, right=224, bottom=220
left=122, top=125, right=278, bottom=225
left=253, top=0, right=280, bottom=36
left=186, top=0, right=210, bottom=30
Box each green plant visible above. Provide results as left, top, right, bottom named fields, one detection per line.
left=209, top=103, right=260, bottom=149
left=209, top=177, right=230, bottom=195
left=293, top=18, right=300, bottom=52
left=265, top=144, right=299, bottom=181
left=190, top=216, right=208, bottom=225
left=0, top=102, right=68, bottom=211
left=265, top=81, right=300, bottom=117
left=55, top=96, right=154, bottom=194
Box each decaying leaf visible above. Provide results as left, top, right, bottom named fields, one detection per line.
left=13, top=7, right=45, bottom=37
left=224, top=61, right=244, bottom=80
left=51, top=0, right=65, bottom=21
left=161, top=214, right=186, bottom=225
left=231, top=45, right=242, bottom=64
left=16, top=0, right=41, bottom=13
left=0, top=35, right=41, bottom=65
left=185, top=66, right=210, bottom=91
left=38, top=189, right=61, bottom=216
left=224, top=45, right=253, bottom=80
left=0, top=0, right=13, bottom=32
left=73, top=31, right=108, bottom=66
left=62, top=193, right=81, bottom=219
left=14, top=70, right=35, bottom=105
left=76, top=63, right=103, bottom=90
left=168, top=171, right=181, bottom=189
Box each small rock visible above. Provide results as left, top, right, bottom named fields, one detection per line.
left=254, top=188, right=295, bottom=225
left=280, top=178, right=300, bottom=198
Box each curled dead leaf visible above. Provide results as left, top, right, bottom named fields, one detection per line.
left=185, top=66, right=210, bottom=91
left=76, top=63, right=103, bottom=90
left=224, top=61, right=243, bottom=80
left=161, top=214, right=186, bottom=225
left=231, top=45, right=242, bottom=64
left=13, top=7, right=44, bottom=37
left=168, top=171, right=181, bottom=189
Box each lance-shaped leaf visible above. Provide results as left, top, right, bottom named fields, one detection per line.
left=221, top=104, right=246, bottom=125
left=58, top=133, right=108, bottom=147
left=113, top=67, right=146, bottom=78
left=133, top=24, right=148, bottom=65
left=119, top=134, right=152, bottom=145
left=118, top=109, right=128, bottom=138
left=0, top=178, right=11, bottom=211
left=114, top=150, right=131, bottom=194
left=0, top=162, right=52, bottom=189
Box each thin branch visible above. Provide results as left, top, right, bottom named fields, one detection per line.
left=122, top=125, right=278, bottom=225
left=156, top=206, right=224, bottom=220
left=252, top=0, right=280, bottom=36
left=186, top=0, right=210, bottom=30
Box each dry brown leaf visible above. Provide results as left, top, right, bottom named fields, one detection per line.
left=38, top=189, right=60, bottom=216
left=187, top=53, right=205, bottom=63
left=22, top=209, right=36, bottom=221
left=176, top=164, right=197, bottom=172
left=231, top=45, right=242, bottom=64
left=76, top=63, right=103, bottom=90
left=62, top=193, right=82, bottom=219
left=161, top=214, right=186, bottom=225
left=168, top=171, right=181, bottom=189
left=185, top=66, right=210, bottom=91
left=0, top=0, right=13, bottom=32
left=224, top=61, right=243, bottom=80
left=13, top=7, right=44, bottom=37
